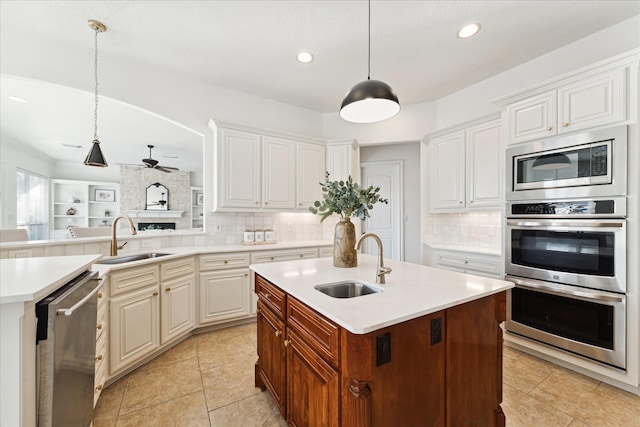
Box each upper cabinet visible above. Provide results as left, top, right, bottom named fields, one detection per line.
left=211, top=122, right=325, bottom=212
left=502, top=61, right=633, bottom=145
left=326, top=139, right=360, bottom=183
left=426, top=117, right=502, bottom=211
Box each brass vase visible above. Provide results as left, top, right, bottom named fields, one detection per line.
left=334, top=218, right=357, bottom=268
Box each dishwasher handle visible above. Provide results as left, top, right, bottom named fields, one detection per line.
left=57, top=277, right=106, bottom=317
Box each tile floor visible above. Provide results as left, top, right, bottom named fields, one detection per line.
left=93, top=322, right=640, bottom=427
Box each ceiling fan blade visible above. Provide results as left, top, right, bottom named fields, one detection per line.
left=155, top=166, right=173, bottom=173
left=117, top=163, right=145, bottom=168
left=143, top=158, right=159, bottom=167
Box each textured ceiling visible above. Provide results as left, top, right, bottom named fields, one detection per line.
left=1, top=1, right=638, bottom=172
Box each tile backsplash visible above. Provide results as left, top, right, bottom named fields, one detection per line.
left=423, top=211, right=502, bottom=250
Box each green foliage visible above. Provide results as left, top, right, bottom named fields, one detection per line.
left=308, top=172, right=389, bottom=222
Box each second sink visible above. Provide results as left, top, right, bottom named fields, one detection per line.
left=315, top=281, right=382, bottom=298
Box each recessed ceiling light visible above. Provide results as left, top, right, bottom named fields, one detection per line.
left=296, top=51, right=314, bottom=63
left=457, top=23, right=480, bottom=39
left=8, top=96, right=28, bottom=103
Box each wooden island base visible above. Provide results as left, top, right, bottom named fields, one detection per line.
left=255, top=273, right=506, bottom=427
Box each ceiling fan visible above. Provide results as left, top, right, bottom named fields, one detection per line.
left=120, top=145, right=179, bottom=173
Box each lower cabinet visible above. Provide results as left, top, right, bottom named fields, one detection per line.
left=199, top=268, right=251, bottom=324
left=109, top=285, right=160, bottom=374
left=160, top=274, right=195, bottom=344
left=256, top=299, right=287, bottom=414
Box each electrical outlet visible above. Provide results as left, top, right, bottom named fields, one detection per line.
left=141, top=239, right=153, bottom=248
left=214, top=224, right=223, bottom=232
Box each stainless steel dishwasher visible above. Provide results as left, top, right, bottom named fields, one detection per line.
left=35, top=270, right=103, bottom=427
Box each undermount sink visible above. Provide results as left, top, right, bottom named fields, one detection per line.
left=96, top=252, right=170, bottom=265
left=314, top=281, right=383, bottom=299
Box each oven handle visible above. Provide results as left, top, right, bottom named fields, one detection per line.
left=505, top=275, right=624, bottom=303
left=506, top=220, right=624, bottom=228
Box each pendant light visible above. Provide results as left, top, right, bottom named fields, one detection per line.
left=84, top=20, right=108, bottom=167
left=532, top=153, right=572, bottom=170
left=340, top=0, right=400, bottom=123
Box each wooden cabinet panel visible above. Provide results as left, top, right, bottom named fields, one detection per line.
left=262, top=136, right=295, bottom=209
left=109, top=285, right=160, bottom=373
left=199, top=253, right=250, bottom=270
left=160, top=257, right=195, bottom=282
left=160, top=274, right=195, bottom=344
left=109, top=265, right=159, bottom=296
left=199, top=269, right=251, bottom=325
left=255, top=274, right=287, bottom=318
left=446, top=292, right=506, bottom=427
left=287, top=296, right=340, bottom=367
left=287, top=328, right=340, bottom=427
left=257, top=300, right=287, bottom=415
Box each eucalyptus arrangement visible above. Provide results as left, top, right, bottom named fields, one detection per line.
left=309, top=172, right=388, bottom=222
left=309, top=172, right=388, bottom=267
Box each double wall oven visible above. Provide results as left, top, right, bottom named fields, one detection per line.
left=504, top=125, right=628, bottom=369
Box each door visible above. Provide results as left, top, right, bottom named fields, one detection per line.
left=466, top=119, right=501, bottom=207
left=430, top=132, right=465, bottom=209
left=297, top=142, right=325, bottom=209
left=160, top=275, right=195, bottom=344
left=262, top=136, right=295, bottom=209
left=360, top=161, right=403, bottom=261
left=257, top=300, right=287, bottom=415
left=220, top=129, right=261, bottom=208
left=199, top=269, right=251, bottom=324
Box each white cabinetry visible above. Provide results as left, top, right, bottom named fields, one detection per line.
left=428, top=117, right=501, bottom=210
left=160, top=258, right=196, bottom=343
left=297, top=142, right=326, bottom=209
left=505, top=68, right=627, bottom=144
left=51, top=179, right=119, bottom=238
left=428, top=248, right=502, bottom=279
left=326, top=139, right=360, bottom=182
left=211, top=122, right=326, bottom=211
left=191, top=186, right=204, bottom=229
left=198, top=253, right=252, bottom=325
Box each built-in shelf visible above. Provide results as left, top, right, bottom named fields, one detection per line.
left=125, top=210, right=184, bottom=218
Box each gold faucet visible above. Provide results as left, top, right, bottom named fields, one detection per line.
left=110, top=215, right=137, bottom=256
left=355, top=232, right=392, bottom=284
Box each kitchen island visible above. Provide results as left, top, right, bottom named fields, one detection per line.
left=252, top=254, right=513, bottom=427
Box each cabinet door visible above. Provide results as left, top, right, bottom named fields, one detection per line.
left=257, top=300, right=287, bottom=416
left=199, top=269, right=251, bottom=325
left=287, top=328, right=339, bottom=427
left=430, top=131, right=465, bottom=209
left=262, top=136, right=295, bottom=209
left=466, top=120, right=501, bottom=208
left=220, top=129, right=261, bottom=208
left=507, top=91, right=556, bottom=144
left=160, top=275, right=195, bottom=344
left=558, top=69, right=626, bottom=134
left=109, top=286, right=160, bottom=373
left=297, top=142, right=325, bottom=209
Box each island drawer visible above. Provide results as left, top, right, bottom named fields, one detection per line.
left=109, top=265, right=159, bottom=296
left=255, top=275, right=286, bottom=318
left=200, top=253, right=250, bottom=270
left=251, top=248, right=318, bottom=264
left=287, top=296, right=340, bottom=367
left=160, top=257, right=195, bottom=281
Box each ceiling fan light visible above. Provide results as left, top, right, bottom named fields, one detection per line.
left=340, top=79, right=400, bottom=123
left=84, top=139, right=108, bottom=167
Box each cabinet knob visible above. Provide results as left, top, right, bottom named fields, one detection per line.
left=97, top=292, right=103, bottom=299
left=270, top=257, right=275, bottom=261
left=224, top=260, right=228, bottom=264
left=95, top=354, right=103, bottom=361
left=547, top=126, right=553, bottom=131
left=96, top=385, right=103, bottom=392
left=284, top=339, right=291, bottom=347
left=299, top=254, right=303, bottom=258
left=464, top=261, right=468, bottom=264
left=265, top=202, right=269, bottom=205
left=562, top=122, right=569, bottom=128
left=256, top=308, right=261, bottom=313
left=244, top=273, right=248, bottom=277
left=459, top=201, right=463, bottom=204
left=264, top=293, right=271, bottom=299
left=165, top=287, right=171, bottom=292
left=153, top=291, right=159, bottom=296
left=255, top=202, right=259, bottom=205
left=96, top=323, right=103, bottom=330
left=275, top=330, right=282, bottom=337
left=299, top=203, right=303, bottom=206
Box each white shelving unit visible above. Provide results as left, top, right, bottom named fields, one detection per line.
left=191, top=186, right=204, bottom=229
left=51, top=179, right=120, bottom=238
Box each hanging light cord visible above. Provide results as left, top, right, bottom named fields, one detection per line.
left=93, top=27, right=99, bottom=141
left=367, top=0, right=371, bottom=80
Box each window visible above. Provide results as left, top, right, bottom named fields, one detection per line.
left=16, top=169, right=49, bottom=240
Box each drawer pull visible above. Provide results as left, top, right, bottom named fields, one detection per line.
left=96, top=323, right=103, bottom=330
left=97, top=292, right=103, bottom=299
left=153, top=291, right=159, bottom=296
left=166, top=287, right=172, bottom=292
left=96, top=384, right=103, bottom=392
left=275, top=330, right=282, bottom=337
left=224, top=260, right=228, bottom=264
left=562, top=122, right=569, bottom=127
left=547, top=126, right=553, bottom=131
left=284, top=339, right=291, bottom=347
left=264, top=293, right=271, bottom=299
left=299, top=254, right=303, bottom=258
left=244, top=273, right=248, bottom=277
left=256, top=308, right=261, bottom=313
left=270, top=257, right=275, bottom=261
left=95, top=354, right=103, bottom=361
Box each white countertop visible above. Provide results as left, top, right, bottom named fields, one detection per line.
left=251, top=254, right=513, bottom=334
left=0, top=255, right=102, bottom=304
left=425, top=243, right=502, bottom=256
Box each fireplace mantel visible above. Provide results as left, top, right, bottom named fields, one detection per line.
left=125, top=210, right=184, bottom=218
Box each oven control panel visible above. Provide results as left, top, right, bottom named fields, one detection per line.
left=508, top=199, right=623, bottom=217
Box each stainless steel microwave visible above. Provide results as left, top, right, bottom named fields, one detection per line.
left=506, top=126, right=627, bottom=201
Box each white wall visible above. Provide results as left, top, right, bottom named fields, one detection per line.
left=360, top=142, right=421, bottom=263
left=0, top=134, right=54, bottom=228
